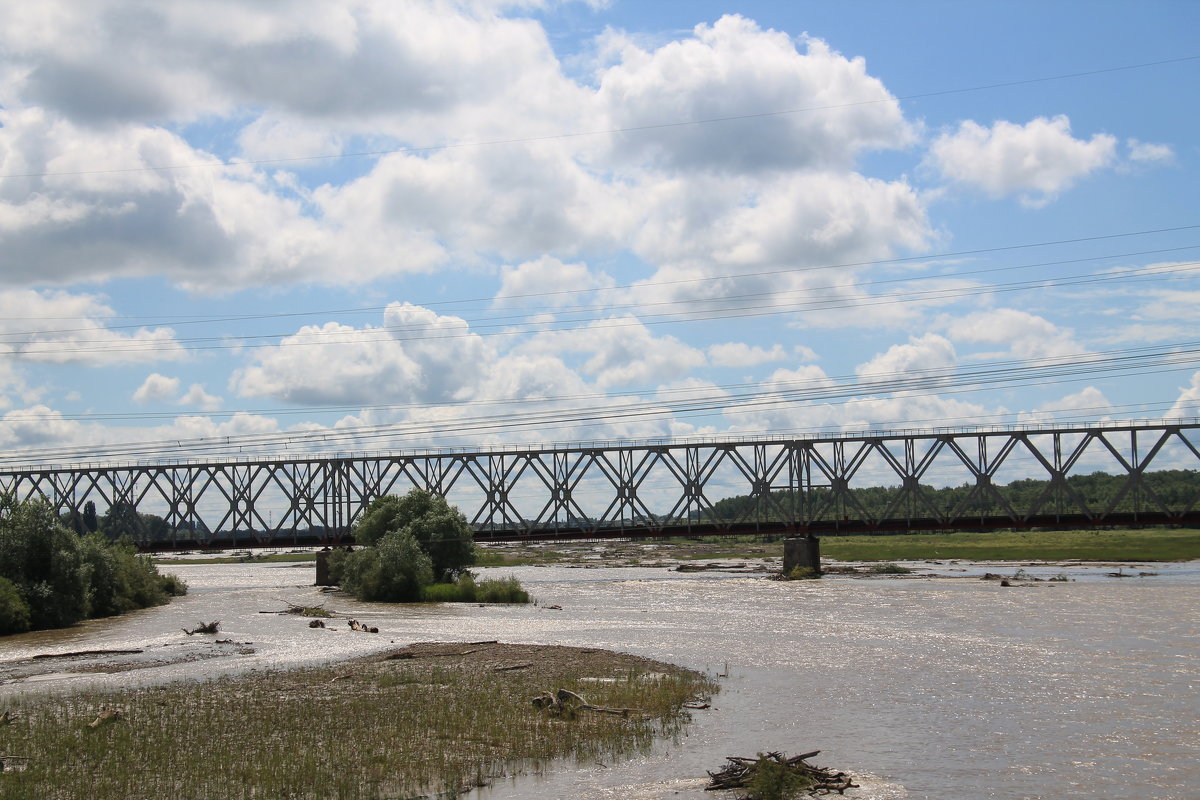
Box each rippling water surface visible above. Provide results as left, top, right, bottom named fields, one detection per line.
left=2, top=559, right=1196, bottom=799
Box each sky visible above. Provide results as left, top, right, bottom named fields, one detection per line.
left=1, top=0, right=1198, bottom=466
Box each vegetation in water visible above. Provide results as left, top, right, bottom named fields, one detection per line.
left=0, top=643, right=716, bottom=800
left=328, top=489, right=529, bottom=604
left=421, top=573, right=530, bottom=603
left=0, top=497, right=187, bottom=636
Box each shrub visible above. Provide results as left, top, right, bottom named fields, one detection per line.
left=353, top=490, right=475, bottom=580
left=744, top=754, right=814, bottom=800
left=0, top=576, right=31, bottom=635
left=341, top=530, right=433, bottom=602
left=475, top=576, right=530, bottom=604
left=868, top=562, right=913, bottom=574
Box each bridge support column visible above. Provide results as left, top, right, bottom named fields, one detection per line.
left=783, top=536, right=821, bottom=576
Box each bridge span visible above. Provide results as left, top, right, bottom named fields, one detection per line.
left=0, top=420, right=1196, bottom=549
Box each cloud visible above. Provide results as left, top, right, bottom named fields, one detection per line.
left=523, top=315, right=705, bottom=387
left=2, top=1, right=579, bottom=133
left=134, top=373, right=181, bottom=404
left=1166, top=372, right=1200, bottom=420
left=493, top=256, right=609, bottom=308
left=232, top=302, right=492, bottom=406
left=595, top=16, right=914, bottom=173
left=708, top=342, right=788, bottom=367
left=856, top=333, right=956, bottom=381
left=928, top=115, right=1117, bottom=206
left=180, top=383, right=223, bottom=411
left=0, top=289, right=184, bottom=365
left=1126, top=138, right=1175, bottom=165
left=0, top=405, right=83, bottom=448
left=1017, top=386, right=1113, bottom=425
left=943, top=309, right=1082, bottom=361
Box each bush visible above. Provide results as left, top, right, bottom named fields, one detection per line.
left=420, top=573, right=530, bottom=604
left=475, top=576, right=529, bottom=604
left=354, top=490, right=475, bottom=580
left=744, top=754, right=814, bottom=800
left=341, top=530, right=434, bottom=602
left=0, top=576, right=31, bottom=635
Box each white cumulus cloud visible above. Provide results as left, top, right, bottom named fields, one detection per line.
left=928, top=115, right=1117, bottom=206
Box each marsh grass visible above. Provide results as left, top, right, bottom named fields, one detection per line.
left=0, top=647, right=714, bottom=800
left=420, top=574, right=530, bottom=604
left=821, top=528, right=1200, bottom=562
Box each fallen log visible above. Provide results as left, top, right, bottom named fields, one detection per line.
left=87, top=708, right=124, bottom=729
left=346, top=619, right=379, bottom=633
left=493, top=663, right=532, bottom=672
left=33, top=648, right=144, bottom=659
left=532, top=688, right=648, bottom=720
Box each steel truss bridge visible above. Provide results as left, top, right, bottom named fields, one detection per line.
left=0, top=421, right=1197, bottom=549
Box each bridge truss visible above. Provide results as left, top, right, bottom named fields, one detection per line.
left=0, top=421, right=1197, bottom=548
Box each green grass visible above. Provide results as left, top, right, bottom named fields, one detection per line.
left=820, top=528, right=1200, bottom=562
left=421, top=574, right=531, bottom=603
left=0, top=647, right=715, bottom=800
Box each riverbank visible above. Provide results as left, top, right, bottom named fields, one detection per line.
left=472, top=527, right=1200, bottom=567
left=0, top=641, right=716, bottom=800
left=150, top=527, right=1199, bottom=570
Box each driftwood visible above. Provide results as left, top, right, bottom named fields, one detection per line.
left=493, top=662, right=532, bottom=672
left=705, top=751, right=857, bottom=796
left=183, top=621, right=220, bottom=636
left=347, top=619, right=379, bottom=633
left=87, top=707, right=124, bottom=729
left=308, top=619, right=326, bottom=628
left=0, top=755, right=31, bottom=773
left=33, top=648, right=144, bottom=659
left=532, top=688, right=648, bottom=720
left=0, top=710, right=18, bottom=726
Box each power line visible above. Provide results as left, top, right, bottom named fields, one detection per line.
left=3, top=339, right=1197, bottom=465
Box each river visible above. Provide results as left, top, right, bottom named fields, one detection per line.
left=2, top=558, right=1197, bottom=799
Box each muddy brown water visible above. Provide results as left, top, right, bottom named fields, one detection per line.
left=1, top=558, right=1197, bottom=799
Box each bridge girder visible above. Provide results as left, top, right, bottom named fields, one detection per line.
left=0, top=421, right=1196, bottom=548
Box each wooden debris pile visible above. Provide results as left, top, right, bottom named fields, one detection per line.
left=347, top=619, right=379, bottom=633
left=183, top=621, right=220, bottom=635
left=705, top=750, right=857, bottom=796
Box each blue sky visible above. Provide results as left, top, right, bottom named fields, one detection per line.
left=0, top=0, right=1197, bottom=463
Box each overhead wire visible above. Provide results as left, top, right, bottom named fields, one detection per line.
left=4, top=339, right=1197, bottom=466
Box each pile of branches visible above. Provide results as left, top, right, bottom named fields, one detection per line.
left=706, top=750, right=857, bottom=797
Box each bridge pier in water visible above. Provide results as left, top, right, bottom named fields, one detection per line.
left=783, top=536, right=821, bottom=576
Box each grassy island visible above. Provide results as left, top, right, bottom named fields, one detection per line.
left=0, top=642, right=715, bottom=800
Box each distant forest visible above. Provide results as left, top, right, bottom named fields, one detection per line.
left=704, top=469, right=1199, bottom=523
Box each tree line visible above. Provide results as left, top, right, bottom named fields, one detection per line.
left=0, top=496, right=187, bottom=636
left=704, top=468, right=1199, bottom=523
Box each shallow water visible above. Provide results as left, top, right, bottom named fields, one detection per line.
left=2, top=560, right=1196, bottom=799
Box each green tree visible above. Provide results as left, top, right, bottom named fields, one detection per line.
left=0, top=496, right=90, bottom=629
left=354, top=489, right=475, bottom=581
left=0, top=576, right=31, bottom=635
left=82, top=500, right=99, bottom=533
left=341, top=530, right=434, bottom=602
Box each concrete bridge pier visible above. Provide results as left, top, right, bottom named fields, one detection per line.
left=783, top=536, right=821, bottom=576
